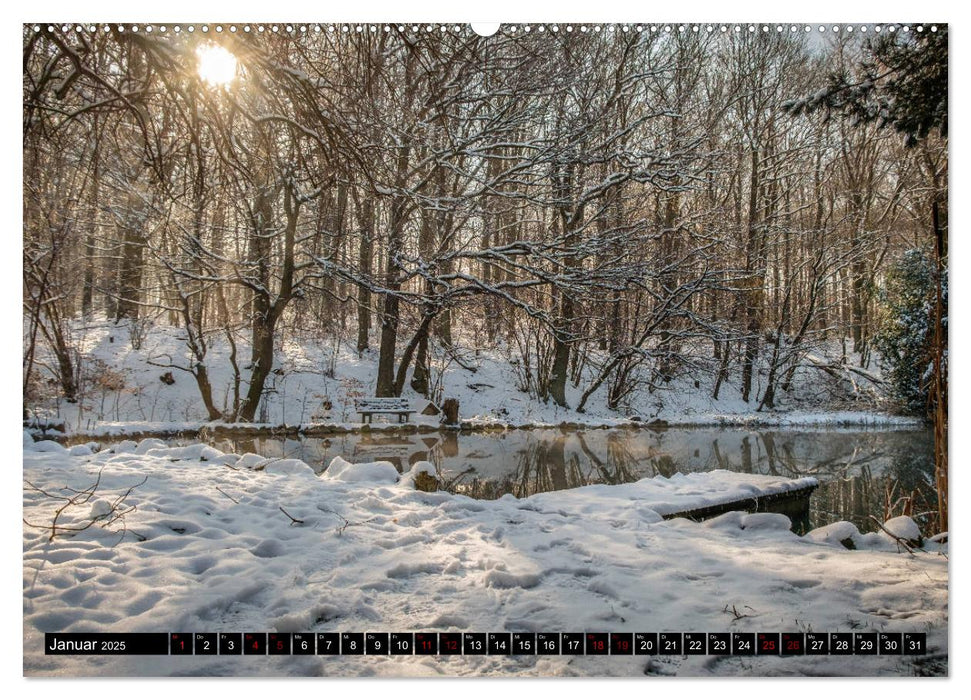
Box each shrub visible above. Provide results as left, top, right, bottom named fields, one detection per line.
left=872, top=249, right=944, bottom=415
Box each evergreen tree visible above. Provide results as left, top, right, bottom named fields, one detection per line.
left=785, top=25, right=947, bottom=145
left=873, top=249, right=937, bottom=415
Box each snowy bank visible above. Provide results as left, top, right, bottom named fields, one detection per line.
left=26, top=323, right=922, bottom=438
left=23, top=440, right=947, bottom=677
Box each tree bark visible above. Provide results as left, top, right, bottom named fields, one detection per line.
left=355, top=196, right=374, bottom=353
left=375, top=201, right=408, bottom=396
left=741, top=148, right=764, bottom=403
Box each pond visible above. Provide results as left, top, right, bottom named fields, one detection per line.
left=114, top=426, right=935, bottom=536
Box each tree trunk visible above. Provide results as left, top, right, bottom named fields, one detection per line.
left=82, top=120, right=99, bottom=318
left=549, top=291, right=573, bottom=408
left=356, top=197, right=373, bottom=353
left=193, top=364, right=221, bottom=421
left=393, top=311, right=437, bottom=397
left=442, top=398, right=460, bottom=425
left=237, top=177, right=299, bottom=421
left=375, top=201, right=407, bottom=396
left=116, top=199, right=144, bottom=321
left=741, top=148, right=763, bottom=403
left=239, top=317, right=275, bottom=422
left=410, top=331, right=430, bottom=396
left=48, top=321, right=77, bottom=402
left=929, top=167, right=947, bottom=532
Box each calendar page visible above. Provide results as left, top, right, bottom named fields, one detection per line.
left=22, top=21, right=948, bottom=678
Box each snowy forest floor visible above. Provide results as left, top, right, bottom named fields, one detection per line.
left=23, top=438, right=948, bottom=677
left=25, top=321, right=921, bottom=436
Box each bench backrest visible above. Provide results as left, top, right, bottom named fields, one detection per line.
left=355, top=398, right=411, bottom=411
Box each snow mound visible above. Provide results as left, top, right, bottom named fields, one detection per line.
left=322, top=456, right=399, bottom=484
left=135, top=438, right=168, bottom=454
left=882, top=516, right=922, bottom=545
left=703, top=511, right=744, bottom=530
left=30, top=440, right=67, bottom=454
left=68, top=444, right=93, bottom=456
left=89, top=499, right=112, bottom=519
left=110, top=440, right=138, bottom=454
left=739, top=512, right=792, bottom=531
left=23, top=430, right=34, bottom=449
left=199, top=446, right=225, bottom=462
left=805, top=520, right=859, bottom=548
left=236, top=453, right=268, bottom=470
left=804, top=521, right=894, bottom=551
left=143, top=444, right=222, bottom=463
left=263, top=458, right=315, bottom=477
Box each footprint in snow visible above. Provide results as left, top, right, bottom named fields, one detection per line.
left=427, top=613, right=469, bottom=629
left=187, top=555, right=218, bottom=575
left=385, top=561, right=444, bottom=578
left=250, top=540, right=286, bottom=558
left=483, top=570, right=541, bottom=589
left=126, top=590, right=166, bottom=616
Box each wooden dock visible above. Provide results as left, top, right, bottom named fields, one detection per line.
left=660, top=482, right=819, bottom=532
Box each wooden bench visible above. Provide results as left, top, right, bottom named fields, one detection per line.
left=355, top=398, right=414, bottom=424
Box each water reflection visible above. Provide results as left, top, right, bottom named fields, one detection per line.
left=146, top=427, right=936, bottom=534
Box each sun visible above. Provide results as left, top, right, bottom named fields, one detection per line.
left=196, top=45, right=237, bottom=87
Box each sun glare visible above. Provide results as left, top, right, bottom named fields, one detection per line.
left=196, top=45, right=237, bottom=87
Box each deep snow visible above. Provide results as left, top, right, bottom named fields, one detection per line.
left=23, top=437, right=947, bottom=677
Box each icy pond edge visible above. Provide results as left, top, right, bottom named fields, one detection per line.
left=30, top=409, right=925, bottom=442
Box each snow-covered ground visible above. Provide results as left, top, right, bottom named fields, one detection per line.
left=23, top=437, right=947, bottom=677
left=25, top=322, right=920, bottom=437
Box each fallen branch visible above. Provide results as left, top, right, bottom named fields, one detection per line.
left=215, top=487, right=240, bottom=504
left=279, top=506, right=304, bottom=525
left=316, top=506, right=373, bottom=536
left=23, top=468, right=147, bottom=542
left=722, top=604, right=756, bottom=621
left=867, top=515, right=917, bottom=555
left=805, top=355, right=885, bottom=386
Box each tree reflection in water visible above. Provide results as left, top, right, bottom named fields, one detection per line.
left=120, top=427, right=934, bottom=533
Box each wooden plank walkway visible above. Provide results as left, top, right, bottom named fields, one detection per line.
left=660, top=482, right=819, bottom=532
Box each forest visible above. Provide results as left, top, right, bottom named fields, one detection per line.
left=23, top=24, right=946, bottom=428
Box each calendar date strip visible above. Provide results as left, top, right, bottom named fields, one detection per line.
left=45, top=632, right=927, bottom=656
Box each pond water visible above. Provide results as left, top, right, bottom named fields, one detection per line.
left=125, top=426, right=935, bottom=535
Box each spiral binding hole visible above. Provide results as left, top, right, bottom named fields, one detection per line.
left=26, top=23, right=934, bottom=39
